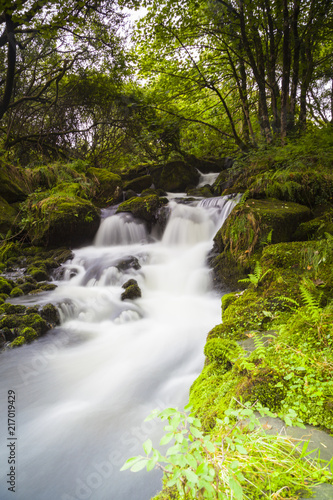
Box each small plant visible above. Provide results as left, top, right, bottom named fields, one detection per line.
left=238, top=261, right=271, bottom=288
left=121, top=404, right=332, bottom=499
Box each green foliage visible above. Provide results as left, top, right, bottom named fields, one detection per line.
left=238, top=261, right=271, bottom=288
left=122, top=405, right=332, bottom=499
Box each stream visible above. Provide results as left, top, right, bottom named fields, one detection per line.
left=0, top=193, right=238, bottom=500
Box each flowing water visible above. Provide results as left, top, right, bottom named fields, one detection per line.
left=0, top=194, right=238, bottom=500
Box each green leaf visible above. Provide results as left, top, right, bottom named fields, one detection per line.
left=228, top=477, right=243, bottom=500
left=190, top=425, right=203, bottom=439
left=143, top=438, right=153, bottom=456
left=185, top=453, right=198, bottom=470
left=120, top=456, right=142, bottom=471
left=184, top=468, right=198, bottom=484
left=160, top=432, right=174, bottom=446
left=130, top=459, right=148, bottom=472
left=236, top=444, right=248, bottom=455
left=146, top=456, right=157, bottom=471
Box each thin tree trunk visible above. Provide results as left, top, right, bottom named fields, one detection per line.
left=289, top=0, right=301, bottom=130
left=281, top=0, right=291, bottom=143
left=0, top=15, right=16, bottom=121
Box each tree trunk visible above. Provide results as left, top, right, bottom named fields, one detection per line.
left=281, top=0, right=291, bottom=143
left=289, top=0, right=301, bottom=131
left=0, top=15, right=16, bottom=121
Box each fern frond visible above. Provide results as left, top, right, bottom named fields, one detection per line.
left=253, top=334, right=267, bottom=360
left=300, top=283, right=322, bottom=322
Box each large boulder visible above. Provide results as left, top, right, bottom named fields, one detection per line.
left=185, top=155, right=233, bottom=173
left=116, top=195, right=168, bottom=224
left=214, top=198, right=311, bottom=258
left=123, top=175, right=153, bottom=193
left=87, top=167, right=123, bottom=205
left=26, top=193, right=100, bottom=247
left=150, top=161, right=200, bottom=192
left=0, top=196, right=19, bottom=236
left=211, top=198, right=311, bottom=290
left=0, top=164, right=28, bottom=203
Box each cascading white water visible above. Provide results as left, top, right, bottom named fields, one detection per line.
left=0, top=194, right=238, bottom=500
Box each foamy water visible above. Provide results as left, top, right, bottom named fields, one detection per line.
left=0, top=195, right=238, bottom=500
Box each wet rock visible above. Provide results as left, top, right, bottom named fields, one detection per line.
left=187, top=185, right=214, bottom=198
left=123, top=189, right=137, bottom=201
left=123, top=175, right=153, bottom=193
left=27, top=267, right=49, bottom=282
left=150, top=160, right=200, bottom=192
left=185, top=154, right=233, bottom=173
left=121, top=279, right=142, bottom=301
left=116, top=195, right=168, bottom=224
left=0, top=277, right=13, bottom=295
left=116, top=256, right=141, bottom=271
left=25, top=193, right=100, bottom=247
left=10, top=287, right=24, bottom=297
left=87, top=167, right=123, bottom=206
left=41, top=303, right=60, bottom=326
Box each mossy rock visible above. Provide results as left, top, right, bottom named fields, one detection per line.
left=116, top=195, right=168, bottom=223
left=10, top=287, right=24, bottom=297
left=221, top=292, right=238, bottom=312
left=214, top=198, right=311, bottom=263
left=123, top=175, right=153, bottom=193
left=141, top=188, right=167, bottom=197
left=212, top=171, right=232, bottom=196
left=0, top=164, right=28, bottom=203
left=186, top=185, right=214, bottom=197
left=204, top=338, right=242, bottom=367
left=0, top=314, right=20, bottom=330
left=10, top=336, right=26, bottom=348
left=185, top=155, right=232, bottom=173
left=0, top=277, right=13, bottom=294
left=294, top=207, right=333, bottom=240
left=40, top=303, right=60, bottom=325
left=248, top=170, right=333, bottom=207
left=237, top=367, right=286, bottom=412
left=20, top=327, right=38, bottom=343
left=151, top=160, right=200, bottom=192
left=27, top=267, right=49, bottom=282
left=87, top=167, right=123, bottom=205
left=23, top=313, right=48, bottom=335
left=0, top=196, right=19, bottom=235
left=210, top=250, right=250, bottom=291
left=0, top=303, right=26, bottom=315
left=25, top=193, right=100, bottom=247
left=121, top=280, right=142, bottom=301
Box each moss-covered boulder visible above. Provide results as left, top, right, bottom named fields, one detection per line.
left=25, top=193, right=100, bottom=247
left=187, top=186, right=214, bottom=198
left=0, top=277, right=13, bottom=294
left=10, top=287, right=24, bottom=297
left=0, top=164, right=28, bottom=203
left=87, top=167, right=123, bottom=205
left=10, top=336, right=26, bottom=348
left=212, top=171, right=234, bottom=196
left=150, top=161, right=200, bottom=192
left=20, top=327, right=38, bottom=343
left=184, top=154, right=233, bottom=173
left=40, top=303, right=60, bottom=325
left=116, top=195, right=168, bottom=224
left=214, top=198, right=311, bottom=261
left=0, top=196, right=19, bottom=235
left=123, top=175, right=153, bottom=193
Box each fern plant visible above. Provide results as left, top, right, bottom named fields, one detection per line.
left=238, top=261, right=271, bottom=288
left=300, top=280, right=323, bottom=323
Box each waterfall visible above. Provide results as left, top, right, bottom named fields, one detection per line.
left=0, top=195, right=238, bottom=500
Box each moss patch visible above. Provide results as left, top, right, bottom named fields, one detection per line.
left=116, top=195, right=168, bottom=224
